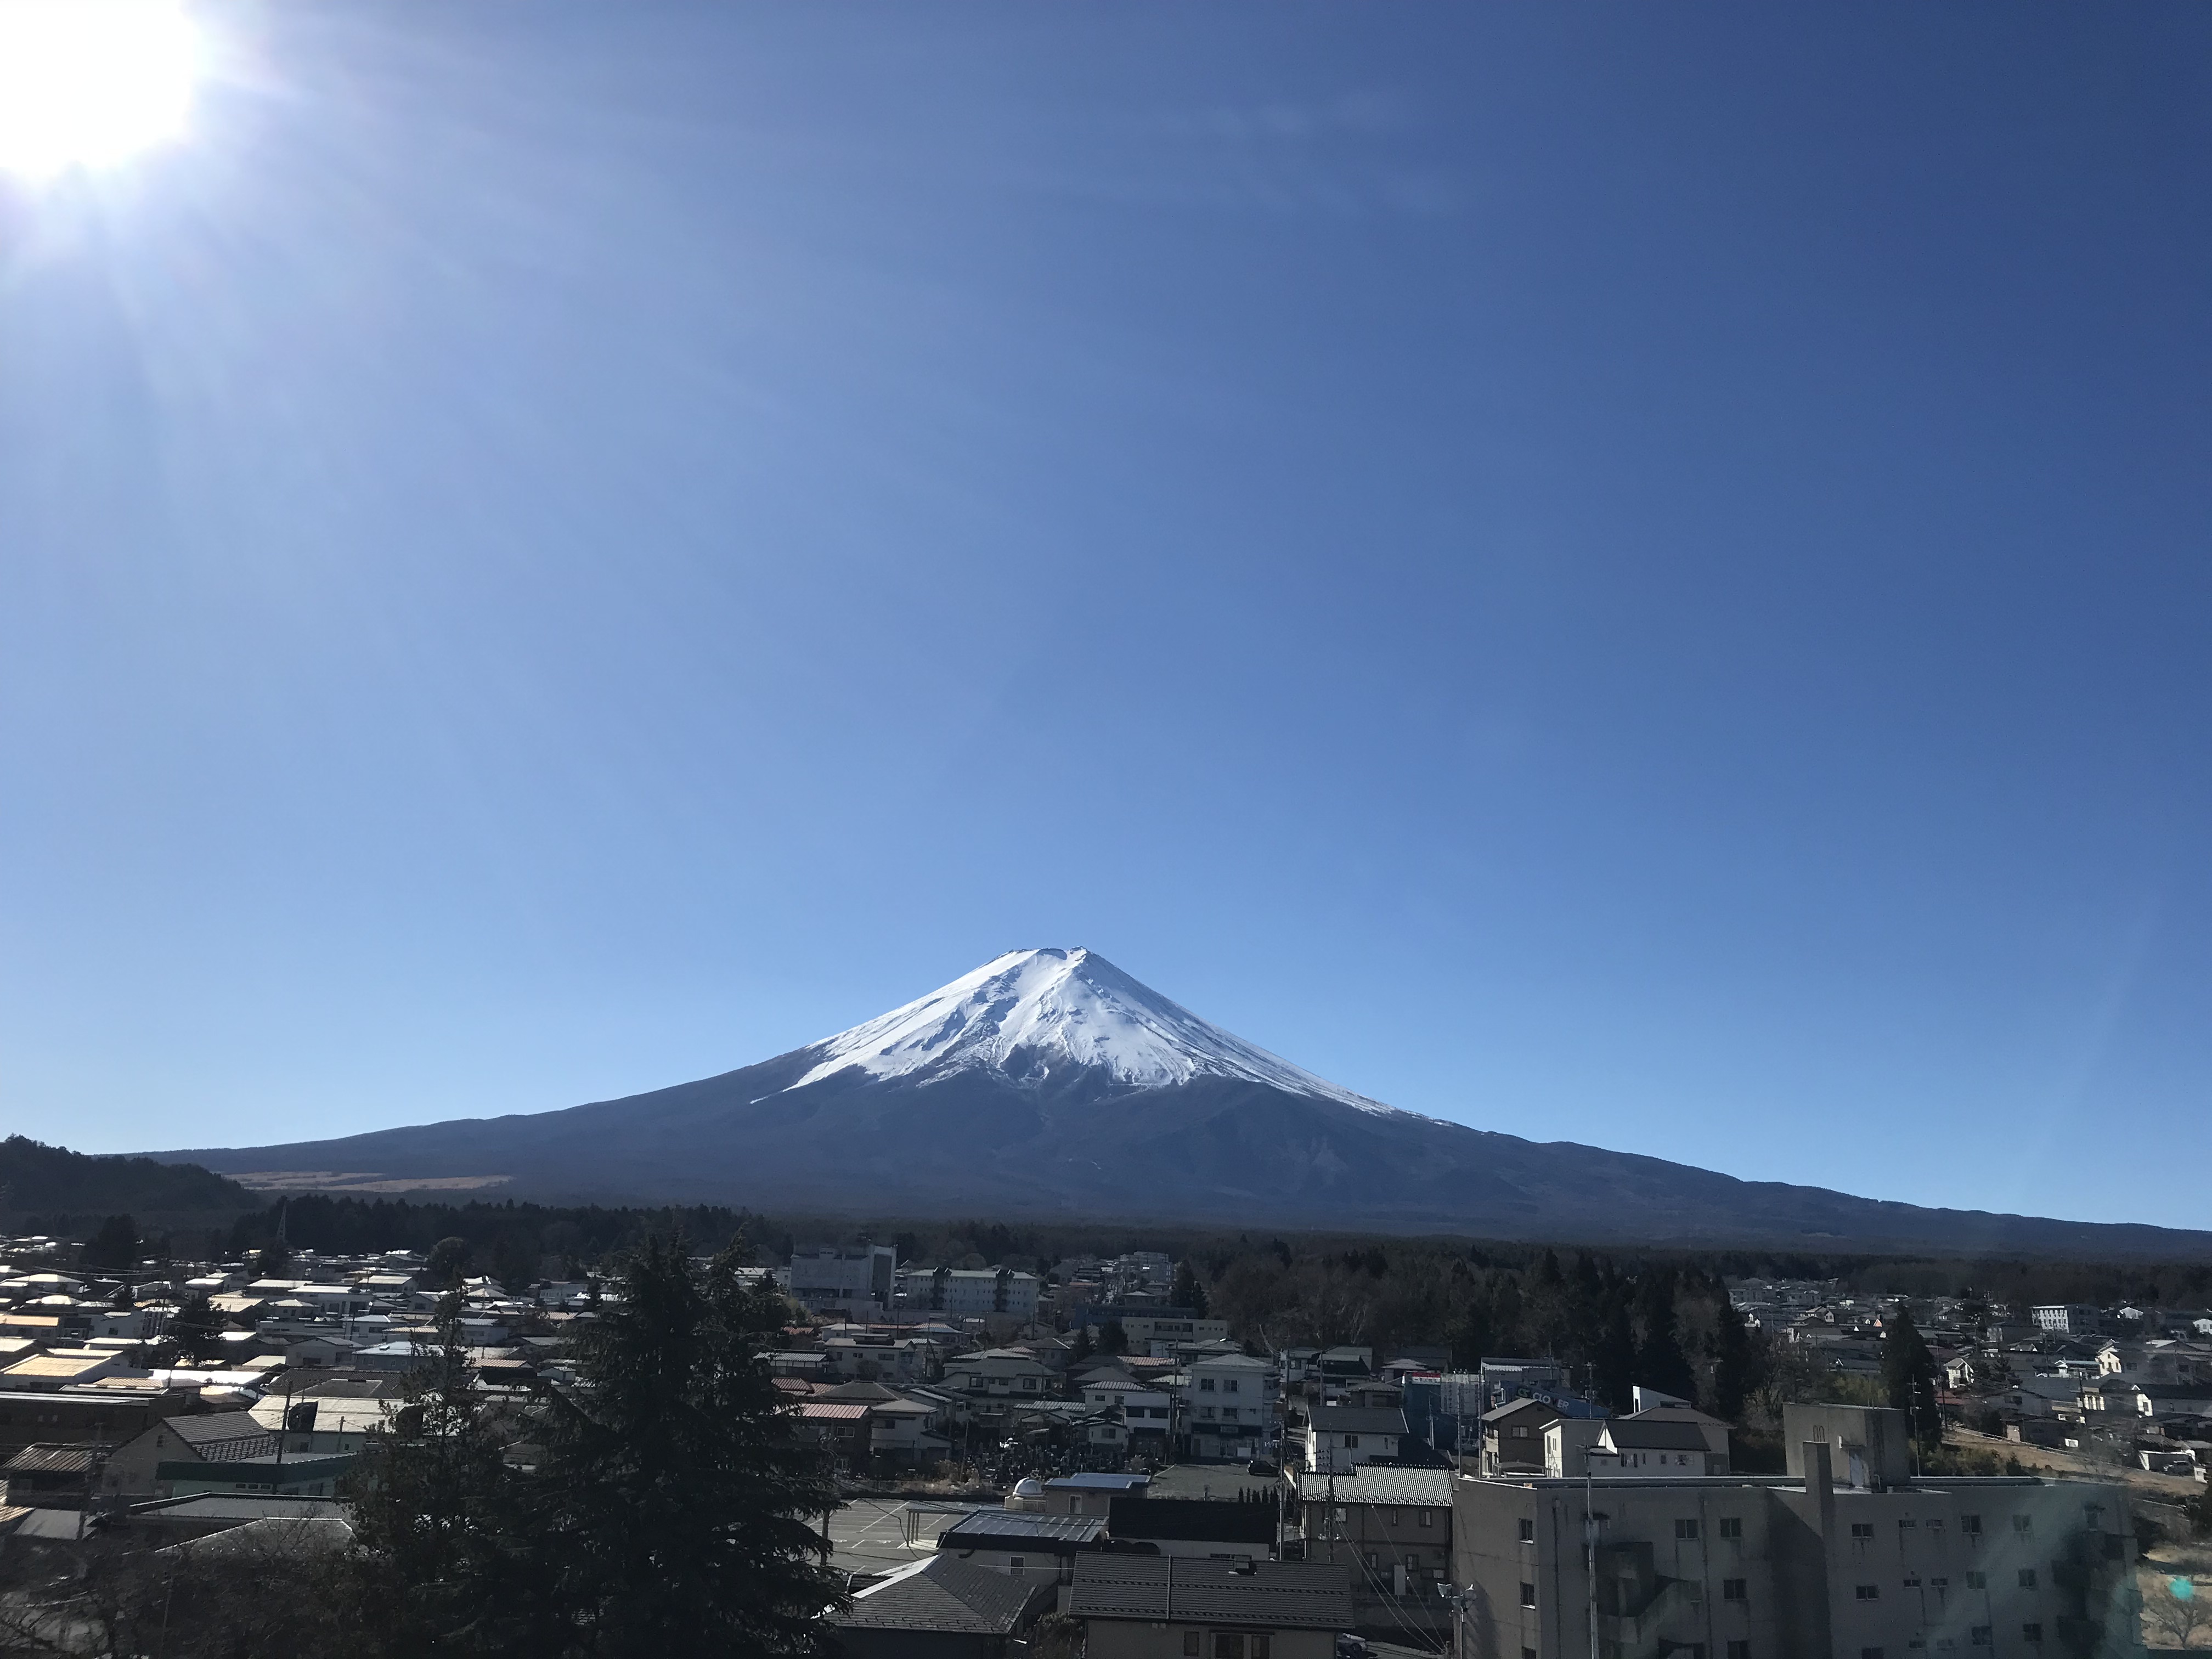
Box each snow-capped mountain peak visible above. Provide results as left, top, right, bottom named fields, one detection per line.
left=785, top=947, right=1397, bottom=1114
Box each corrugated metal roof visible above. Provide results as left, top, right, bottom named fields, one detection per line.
left=1067, top=1557, right=1352, bottom=1629
left=1294, top=1466, right=1452, bottom=1508
left=797, top=1402, right=870, bottom=1421
left=3, top=1444, right=98, bottom=1475
left=940, top=1510, right=1108, bottom=1548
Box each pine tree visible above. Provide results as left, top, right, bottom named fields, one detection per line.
left=166, top=1290, right=223, bottom=1362
left=1881, top=1306, right=1942, bottom=1447
left=1634, top=1271, right=1697, bottom=1404
left=84, top=1214, right=142, bottom=1272
left=535, top=1235, right=845, bottom=1657
left=344, top=1311, right=546, bottom=1654
left=1711, top=1299, right=1757, bottom=1421
left=1593, top=1296, right=1638, bottom=1413
left=1171, top=1260, right=1210, bottom=1317
left=1068, top=1324, right=1094, bottom=1364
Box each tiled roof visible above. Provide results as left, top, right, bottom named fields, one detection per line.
left=836, top=1554, right=1052, bottom=1634
left=168, top=1412, right=280, bottom=1460
left=797, top=1402, right=870, bottom=1421
left=1294, top=1466, right=1452, bottom=1508
left=1067, top=1557, right=1352, bottom=1629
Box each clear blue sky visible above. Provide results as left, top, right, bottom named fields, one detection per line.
left=2, top=3, right=2207, bottom=1229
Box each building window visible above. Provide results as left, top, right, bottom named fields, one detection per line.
left=1965, top=1572, right=1986, bottom=1589
left=1184, top=1634, right=1200, bottom=1656
left=2017, top=1569, right=2036, bottom=1589
left=1344, top=1434, right=1360, bottom=1448
left=1728, top=1645, right=1751, bottom=1659
left=2022, top=1625, right=2042, bottom=1644
left=1899, top=1519, right=1917, bottom=1533
left=1213, top=1634, right=1239, bottom=1659
left=1419, top=1510, right=1433, bottom=1527
left=1518, top=1518, right=1535, bottom=1543
left=1852, top=1523, right=1875, bottom=1539
left=1252, top=1639, right=1269, bottom=1659
left=1520, top=1582, right=1537, bottom=1609
left=1724, top=1578, right=1747, bottom=1601
left=1970, top=1628, right=1992, bottom=1647
left=1225, top=1380, right=1239, bottom=1393
left=1719, top=1516, right=1742, bottom=1540
left=2013, top=1516, right=2031, bottom=1536
left=1857, top=1585, right=1880, bottom=1601
left=1200, top=1379, right=1216, bottom=1392
left=1861, top=1650, right=1885, bottom=1659
left=1961, top=1516, right=1982, bottom=1537
left=1677, top=1519, right=1700, bottom=1540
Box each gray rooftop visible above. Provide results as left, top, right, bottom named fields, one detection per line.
left=836, top=1554, right=1052, bottom=1635
left=1067, top=1556, right=1353, bottom=1630
left=1307, top=1406, right=1408, bottom=1436
left=1295, top=1466, right=1452, bottom=1508
left=940, top=1509, right=1109, bottom=1550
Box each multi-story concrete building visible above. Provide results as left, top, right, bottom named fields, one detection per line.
left=1450, top=1405, right=2143, bottom=1659
left=894, top=1266, right=1041, bottom=1323
left=787, top=1244, right=895, bottom=1318
left=2032, top=1305, right=2105, bottom=1337
left=1181, top=1352, right=1279, bottom=1464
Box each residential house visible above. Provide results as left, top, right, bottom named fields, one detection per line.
left=830, top=1553, right=1054, bottom=1659
left=1477, top=1398, right=1560, bottom=1478
left=101, top=1410, right=279, bottom=1499
left=1064, top=1555, right=1352, bottom=1659
left=1583, top=1417, right=1725, bottom=1477
left=1304, top=1406, right=1406, bottom=1476
left=941, top=1348, right=1056, bottom=1406
left=1294, top=1464, right=1451, bottom=1639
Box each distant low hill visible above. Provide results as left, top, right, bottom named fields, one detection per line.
left=0, top=1136, right=251, bottom=1214
left=154, top=950, right=2212, bottom=1257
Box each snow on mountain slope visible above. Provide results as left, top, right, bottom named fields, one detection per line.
left=786, top=947, right=1399, bottom=1114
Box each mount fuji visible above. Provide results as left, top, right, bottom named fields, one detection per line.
left=157, top=949, right=2210, bottom=1254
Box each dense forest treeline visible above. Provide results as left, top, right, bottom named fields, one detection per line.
left=0, top=1136, right=250, bottom=1216
left=193, top=1198, right=2212, bottom=1329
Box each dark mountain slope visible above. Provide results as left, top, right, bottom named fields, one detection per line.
left=151, top=949, right=2212, bottom=1256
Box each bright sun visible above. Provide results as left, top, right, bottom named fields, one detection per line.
left=0, top=0, right=204, bottom=182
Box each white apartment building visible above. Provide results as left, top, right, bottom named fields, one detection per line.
left=1181, top=1351, right=1279, bottom=1464
left=894, top=1266, right=1041, bottom=1322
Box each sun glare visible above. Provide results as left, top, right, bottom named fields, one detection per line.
left=0, top=0, right=204, bottom=182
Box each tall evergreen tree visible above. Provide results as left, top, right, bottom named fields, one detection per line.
left=1171, top=1260, right=1210, bottom=1317
left=1634, top=1271, right=1697, bottom=1403
left=536, top=1235, right=844, bottom=1657
left=166, top=1290, right=223, bottom=1361
left=1710, top=1299, right=1757, bottom=1421
left=344, top=1311, right=547, bottom=1654
left=84, top=1214, right=142, bottom=1271
left=1592, top=1296, right=1639, bottom=1413
left=1881, top=1306, right=1942, bottom=1448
